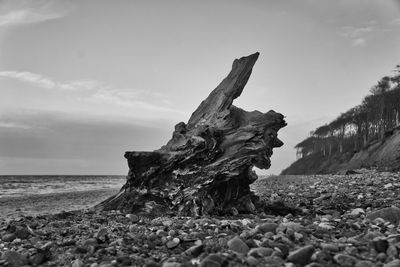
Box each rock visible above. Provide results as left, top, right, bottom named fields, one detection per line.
left=96, top=53, right=286, bottom=216
left=227, top=236, right=250, bottom=254
left=246, top=256, right=259, bottom=266
left=14, top=226, right=31, bottom=239
left=166, top=237, right=180, bottom=249
left=383, top=259, right=400, bottom=267
left=333, top=254, right=357, bottom=267
left=277, top=222, right=304, bottom=232
left=366, top=206, right=400, bottom=224
left=286, top=245, right=315, bottom=265
left=258, top=222, right=278, bottom=233
left=355, top=261, right=375, bottom=267
left=387, top=244, right=398, bottom=258
left=95, top=227, right=108, bottom=242
left=71, top=259, right=84, bottom=267
left=318, top=222, right=334, bottom=230
left=1, top=233, right=16, bottom=242
left=184, top=244, right=203, bottom=257
left=372, top=237, right=388, bottom=253
left=350, top=208, right=365, bottom=217
left=321, top=243, right=339, bottom=252
left=162, top=262, right=182, bottom=267
left=248, top=247, right=274, bottom=257
left=126, top=214, right=139, bottom=223
left=29, top=250, right=47, bottom=265
left=1, top=251, right=29, bottom=267
left=384, top=183, right=393, bottom=189
left=199, top=254, right=224, bottom=267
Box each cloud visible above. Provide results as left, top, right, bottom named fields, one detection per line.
left=0, top=0, right=69, bottom=28
left=391, top=18, right=400, bottom=25
left=0, top=71, right=56, bottom=88
left=339, top=25, right=374, bottom=47
left=340, top=26, right=374, bottom=38
left=0, top=70, right=179, bottom=113
left=0, top=9, right=65, bottom=27
left=351, top=38, right=367, bottom=47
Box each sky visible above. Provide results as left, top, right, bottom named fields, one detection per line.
left=0, top=0, right=400, bottom=175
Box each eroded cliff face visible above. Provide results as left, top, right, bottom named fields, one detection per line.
left=282, top=127, right=400, bottom=175
left=97, top=53, right=287, bottom=215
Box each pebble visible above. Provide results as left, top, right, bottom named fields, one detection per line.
left=126, top=213, right=139, bottom=223
left=1, top=251, right=29, bottom=267
left=333, top=253, right=357, bottom=267
left=383, top=259, right=400, bottom=267
left=227, top=236, right=250, bottom=254
left=184, top=244, right=203, bottom=257
left=257, top=222, right=278, bottom=233
left=166, top=237, right=180, bottom=249
left=1, top=233, right=16, bottom=242
left=318, top=222, right=335, bottom=230
left=199, top=253, right=224, bottom=267
left=286, top=245, right=314, bottom=265
left=366, top=206, right=400, bottom=224
left=321, top=243, right=339, bottom=252
left=71, top=259, right=85, bottom=267
left=248, top=247, right=274, bottom=257
left=350, top=208, right=365, bottom=217
left=355, top=260, right=375, bottom=267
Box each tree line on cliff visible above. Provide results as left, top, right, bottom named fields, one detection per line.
left=296, top=65, right=400, bottom=159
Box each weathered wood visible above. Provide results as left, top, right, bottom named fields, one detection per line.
left=96, top=53, right=286, bottom=215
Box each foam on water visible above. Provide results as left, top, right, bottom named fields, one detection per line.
left=0, top=175, right=125, bottom=198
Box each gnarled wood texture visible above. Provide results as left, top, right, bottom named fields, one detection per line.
left=96, top=53, right=286, bottom=215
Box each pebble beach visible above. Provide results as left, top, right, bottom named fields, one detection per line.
left=1, top=170, right=400, bottom=266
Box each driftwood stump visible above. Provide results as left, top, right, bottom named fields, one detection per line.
left=96, top=52, right=286, bottom=216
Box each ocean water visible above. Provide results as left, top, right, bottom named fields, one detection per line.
left=0, top=175, right=125, bottom=198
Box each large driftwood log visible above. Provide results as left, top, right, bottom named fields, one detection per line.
left=97, top=52, right=286, bottom=216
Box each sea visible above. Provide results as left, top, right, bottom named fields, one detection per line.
left=0, top=175, right=126, bottom=218
left=0, top=175, right=125, bottom=198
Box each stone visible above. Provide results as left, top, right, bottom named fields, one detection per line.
left=1, top=233, right=16, bottom=242
left=333, top=254, right=357, bottom=267
left=350, top=208, right=365, bottom=217
left=318, top=222, right=334, bottom=230
left=246, top=256, right=259, bottom=266
left=366, top=206, right=400, bottom=225
left=199, top=253, right=224, bottom=267
left=258, top=222, right=278, bottom=233
left=166, top=238, right=180, bottom=249
left=372, top=237, right=388, bottom=253
left=162, top=262, right=182, bottom=267
left=96, top=53, right=286, bottom=216
left=71, top=259, right=84, bottom=267
left=248, top=247, right=274, bottom=257
left=286, top=245, right=315, bottom=265
left=1, top=251, right=29, bottom=267
left=355, top=261, right=375, bottom=267
left=321, top=243, right=339, bottom=252
left=95, top=227, right=108, bottom=242
left=14, top=226, right=31, bottom=239
left=126, top=214, right=139, bottom=223
left=227, top=236, right=250, bottom=254
left=383, top=259, right=400, bottom=267
left=277, top=222, right=305, bottom=232
left=184, top=244, right=203, bottom=257
left=29, top=250, right=47, bottom=265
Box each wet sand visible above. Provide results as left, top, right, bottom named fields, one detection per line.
left=0, top=189, right=119, bottom=219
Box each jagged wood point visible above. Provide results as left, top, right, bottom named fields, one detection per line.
left=96, top=52, right=287, bottom=216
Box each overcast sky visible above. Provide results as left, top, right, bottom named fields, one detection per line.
left=1, top=0, right=400, bottom=175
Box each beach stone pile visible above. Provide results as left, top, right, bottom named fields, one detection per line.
left=0, top=169, right=400, bottom=266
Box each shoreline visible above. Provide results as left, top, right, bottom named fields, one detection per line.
left=0, top=171, right=400, bottom=266
left=0, top=188, right=120, bottom=219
